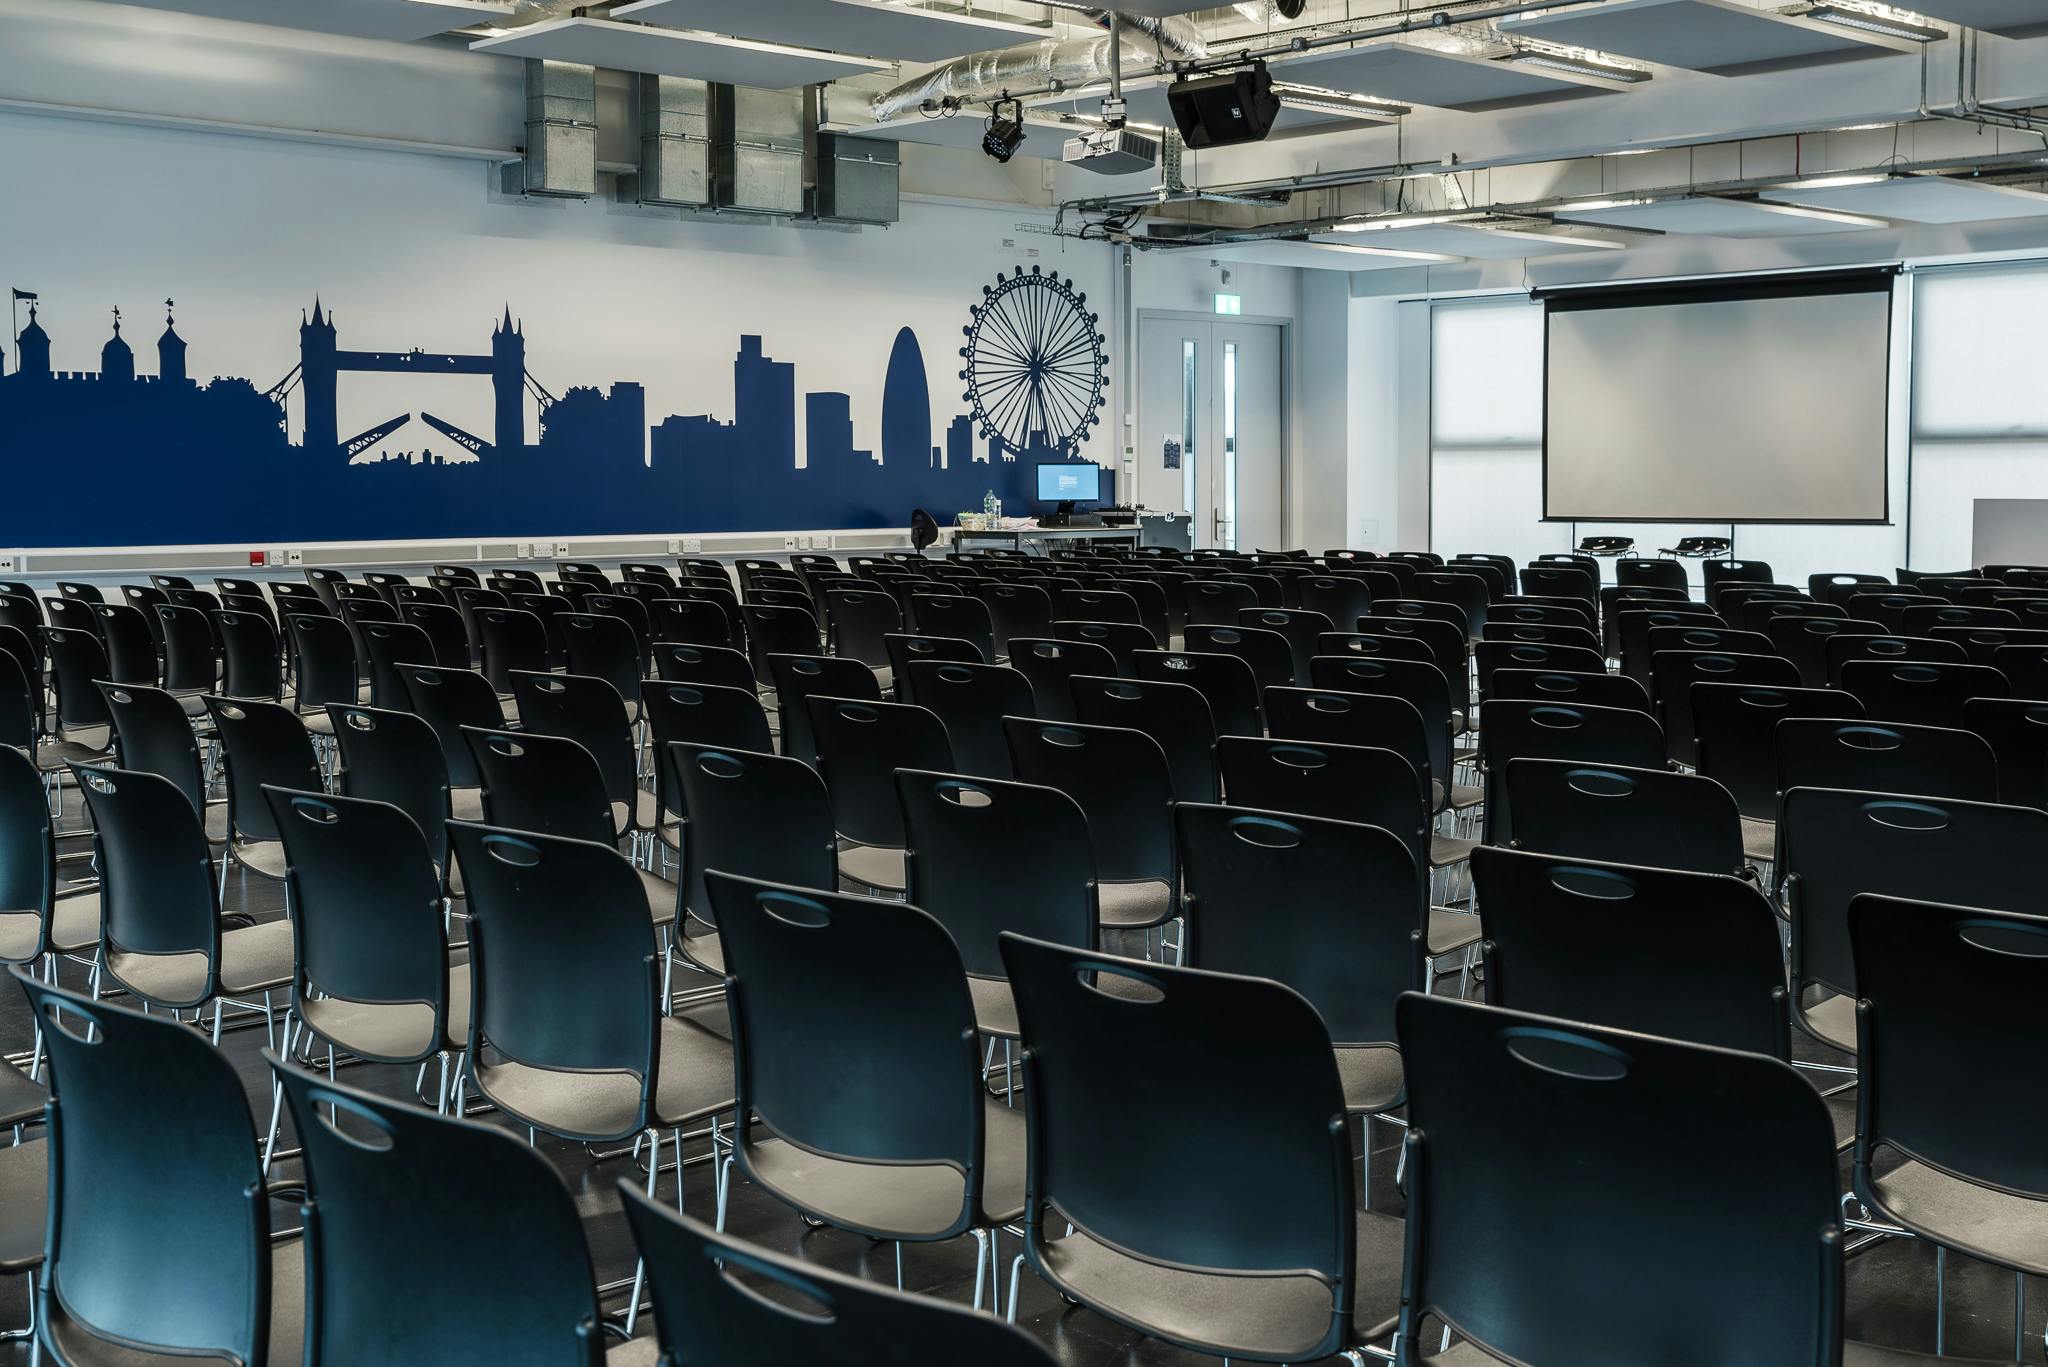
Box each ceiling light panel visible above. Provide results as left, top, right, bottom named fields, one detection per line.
left=610, top=0, right=1050, bottom=65
left=1555, top=196, right=1890, bottom=236
left=1892, top=0, right=2048, bottom=35
left=1314, top=222, right=1630, bottom=257
left=1282, top=40, right=1634, bottom=112
left=471, top=18, right=889, bottom=87
left=113, top=0, right=514, bottom=41
left=1500, top=0, right=1933, bottom=76
left=1205, top=240, right=1465, bottom=271
left=1760, top=175, right=2048, bottom=223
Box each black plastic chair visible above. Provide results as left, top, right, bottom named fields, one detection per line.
left=651, top=641, right=755, bottom=693
left=1307, top=655, right=1467, bottom=795
left=328, top=701, right=465, bottom=885
left=446, top=822, right=731, bottom=1153
left=997, top=934, right=1399, bottom=1359
left=1840, top=658, right=2009, bottom=729
left=1506, top=759, right=1745, bottom=877
left=1487, top=667, right=1649, bottom=713
left=1824, top=631, right=1968, bottom=684
left=902, top=660, right=1034, bottom=781
left=216, top=609, right=284, bottom=702
left=649, top=596, right=736, bottom=651
left=1390, top=993, right=1972, bottom=1367
left=1103, top=579, right=1172, bottom=648
left=1691, top=683, right=1864, bottom=863
left=883, top=633, right=982, bottom=704
left=1776, top=716, right=1997, bottom=809
left=620, top=1187, right=1057, bottom=1367
left=897, top=769, right=1096, bottom=1040
left=1615, top=557, right=1687, bottom=593
left=155, top=602, right=218, bottom=697
left=821, top=587, right=901, bottom=675
left=975, top=583, right=1055, bottom=660
left=16, top=971, right=301, bottom=1367
left=1051, top=619, right=1152, bottom=675
left=742, top=604, right=821, bottom=682
left=559, top=612, right=644, bottom=717
left=1812, top=571, right=1892, bottom=606
left=1849, top=894, right=2048, bottom=1349
left=0, top=744, right=98, bottom=974
left=1179, top=804, right=1421, bottom=1115
left=509, top=670, right=647, bottom=845
left=399, top=601, right=472, bottom=670
left=89, top=602, right=156, bottom=689
left=1004, top=718, right=1176, bottom=935
left=1235, top=608, right=1333, bottom=683
left=707, top=871, right=1021, bottom=1284
left=1007, top=637, right=1116, bottom=723
left=1779, top=787, right=2045, bottom=1055
left=1473, top=846, right=1788, bottom=1056
left=910, top=594, right=997, bottom=665
left=1649, top=650, right=1800, bottom=767
left=398, top=665, right=507, bottom=792
left=354, top=619, right=434, bottom=713
left=288, top=612, right=366, bottom=732
left=1264, top=685, right=1464, bottom=814
left=1298, top=575, right=1374, bottom=632
left=807, top=697, right=952, bottom=895
left=1186, top=624, right=1296, bottom=693
left=1961, top=696, right=2048, bottom=811
left=205, top=695, right=322, bottom=883
left=1070, top=674, right=1218, bottom=804
left=475, top=607, right=551, bottom=696
left=767, top=654, right=879, bottom=767
left=1480, top=701, right=1665, bottom=846
left=98, top=680, right=222, bottom=843
left=1184, top=578, right=1259, bottom=628
left=1132, top=649, right=1263, bottom=739
left=1768, top=615, right=1881, bottom=689
left=1356, top=615, right=1471, bottom=717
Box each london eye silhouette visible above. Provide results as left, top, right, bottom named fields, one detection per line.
left=958, top=266, right=1107, bottom=458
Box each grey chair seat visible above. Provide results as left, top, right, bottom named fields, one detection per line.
left=474, top=1004, right=734, bottom=1141
left=298, top=956, right=471, bottom=1061
left=837, top=843, right=908, bottom=895
left=172, top=690, right=212, bottom=719
left=1336, top=1043, right=1405, bottom=1115
left=1798, top=990, right=1857, bottom=1055
left=968, top=974, right=1018, bottom=1039
left=607, top=1339, right=660, bottom=1367
left=1740, top=815, right=1776, bottom=864
left=229, top=837, right=289, bottom=880
left=1037, top=1205, right=1404, bottom=1361
left=1865, top=1154, right=2048, bottom=1277
left=1428, top=908, right=1482, bottom=957
left=638, top=868, right=678, bottom=926
left=0, top=1138, right=46, bottom=1274
left=0, top=1061, right=45, bottom=1128
left=1421, top=1335, right=2014, bottom=1366
left=37, top=731, right=111, bottom=769
left=613, top=789, right=664, bottom=838
left=451, top=786, right=485, bottom=822
left=676, top=918, right=724, bottom=977
left=203, top=800, right=231, bottom=846
left=1430, top=833, right=1477, bottom=870
left=746, top=1095, right=1026, bottom=1238
left=1098, top=878, right=1173, bottom=930
left=107, top=916, right=294, bottom=1005
left=0, top=884, right=102, bottom=962
left=1448, top=782, right=1485, bottom=812
left=43, top=1235, right=305, bottom=1367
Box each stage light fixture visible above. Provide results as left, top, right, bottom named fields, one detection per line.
left=983, top=98, right=1026, bottom=163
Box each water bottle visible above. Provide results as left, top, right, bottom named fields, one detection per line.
left=982, top=490, right=998, bottom=520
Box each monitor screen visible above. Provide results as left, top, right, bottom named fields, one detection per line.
left=1037, top=463, right=1103, bottom=504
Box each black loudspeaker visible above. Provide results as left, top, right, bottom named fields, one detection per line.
left=1167, top=62, right=1282, bottom=149
left=1275, top=0, right=1306, bottom=15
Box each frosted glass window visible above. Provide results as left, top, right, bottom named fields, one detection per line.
left=1431, top=447, right=1572, bottom=569
left=1432, top=301, right=1544, bottom=445
left=1913, top=267, right=2048, bottom=438
left=1909, top=442, right=2048, bottom=571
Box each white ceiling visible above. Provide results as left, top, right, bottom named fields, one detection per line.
left=1314, top=222, right=1630, bottom=258
left=470, top=17, right=890, bottom=87
left=609, top=0, right=1051, bottom=65
left=1281, top=41, right=1628, bottom=113
left=1205, top=239, right=1463, bottom=271
left=1903, top=0, right=2048, bottom=37
left=1758, top=175, right=2048, bottom=223
left=1555, top=196, right=1889, bottom=236
left=1030, top=77, right=1401, bottom=138
left=1500, top=0, right=1929, bottom=76
left=106, top=0, right=514, bottom=41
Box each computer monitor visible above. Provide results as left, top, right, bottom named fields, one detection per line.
left=1036, top=462, right=1103, bottom=506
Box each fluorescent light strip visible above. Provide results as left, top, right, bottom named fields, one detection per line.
left=1784, top=2, right=1946, bottom=41
left=1507, top=52, right=1652, bottom=83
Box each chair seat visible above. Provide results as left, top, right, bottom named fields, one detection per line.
left=1741, top=815, right=1776, bottom=864
left=1430, top=833, right=1477, bottom=870
left=607, top=1339, right=660, bottom=1367
left=968, top=974, right=1018, bottom=1039
left=1336, top=1043, right=1405, bottom=1115
left=229, top=837, right=290, bottom=880
left=204, top=800, right=231, bottom=846
left=451, top=786, right=486, bottom=822
left=1864, top=1153, right=2048, bottom=1277
left=36, top=731, right=111, bottom=769
left=1098, top=879, right=1173, bottom=931
left=837, top=843, right=908, bottom=895
left=1447, top=782, right=1485, bottom=812
left=745, top=1095, right=1026, bottom=1238
left=298, top=956, right=471, bottom=1062
left=1036, top=1205, right=1403, bottom=1361
left=638, top=867, right=678, bottom=927
left=1428, top=908, right=1482, bottom=957
left=0, top=1138, right=46, bottom=1274
left=0, top=1061, right=45, bottom=1129
left=0, top=884, right=102, bottom=962
left=612, top=789, right=663, bottom=837
left=474, top=1003, right=734, bottom=1143
left=106, top=917, right=294, bottom=1008
left=1797, top=990, right=1857, bottom=1055
left=676, top=918, right=724, bottom=977
left=43, top=1234, right=305, bottom=1367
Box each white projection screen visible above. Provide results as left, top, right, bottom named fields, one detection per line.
left=1543, top=271, right=1894, bottom=523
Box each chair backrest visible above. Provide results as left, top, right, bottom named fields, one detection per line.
left=1179, top=804, right=1420, bottom=1046
left=1003, top=717, right=1175, bottom=886
left=1961, top=696, right=2048, bottom=811
left=974, top=582, right=1055, bottom=658
left=909, top=594, right=996, bottom=663
left=1355, top=615, right=1470, bottom=714
left=767, top=653, right=880, bottom=766
left=1007, top=637, right=1117, bottom=723
left=446, top=823, right=660, bottom=1142
left=1264, top=686, right=1437, bottom=807
left=1184, top=578, right=1259, bottom=628
left=266, top=786, right=449, bottom=1053
left=216, top=609, right=283, bottom=701
left=558, top=611, right=642, bottom=705
left=1480, top=700, right=1667, bottom=845
left=464, top=726, right=614, bottom=848
left=0, top=746, right=56, bottom=964
left=290, top=611, right=363, bottom=713
left=1506, top=760, right=1745, bottom=877
left=821, top=587, right=902, bottom=671
left=1185, top=623, right=1295, bottom=693
left=742, top=604, right=822, bottom=677
left=398, top=665, right=506, bottom=789
left=901, top=660, right=1035, bottom=781
left=1823, top=630, right=1967, bottom=684
left=1215, top=736, right=1429, bottom=872
left=1615, top=557, right=1687, bottom=592
left=328, top=703, right=453, bottom=878
left=1839, top=658, right=2009, bottom=729
left=358, top=619, right=436, bottom=711
left=1473, top=846, right=1788, bottom=1058
left=1394, top=993, right=1844, bottom=1367
left=271, top=1062, right=607, bottom=1367
left=1307, top=654, right=1457, bottom=781
left=155, top=603, right=218, bottom=693
left=1070, top=675, right=1218, bottom=804
left=1480, top=621, right=1602, bottom=653
left=510, top=670, right=636, bottom=810
left=651, top=641, right=755, bottom=691
left=1236, top=608, right=1335, bottom=684
left=648, top=595, right=735, bottom=652
left=641, top=679, right=772, bottom=756
left=475, top=607, right=550, bottom=692
left=90, top=601, right=156, bottom=686
left=619, top=1188, right=1058, bottom=1367
left=708, top=873, right=986, bottom=1233
left=17, top=971, right=274, bottom=1362
left=1768, top=615, right=1881, bottom=689
left=1774, top=717, right=1996, bottom=808
left=807, top=696, right=952, bottom=849
left=44, top=626, right=115, bottom=733
left=1051, top=618, right=1153, bottom=675
left=884, top=633, right=982, bottom=703
left=1811, top=571, right=1890, bottom=606
left=99, top=680, right=207, bottom=816
left=205, top=694, right=322, bottom=844
left=1487, top=667, right=1649, bottom=714
left=1850, top=896, right=2048, bottom=1207
left=401, top=601, right=473, bottom=669
left=1702, top=557, right=1776, bottom=601
left=1780, top=787, right=2047, bottom=1002
left=1296, top=575, right=1374, bottom=632
left=999, top=934, right=1355, bottom=1363
left=1132, top=648, right=1263, bottom=739
left=1649, top=650, right=1800, bottom=766
left=1691, top=683, right=1864, bottom=823
left=669, top=742, right=837, bottom=923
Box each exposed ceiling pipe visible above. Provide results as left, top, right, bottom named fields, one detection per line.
left=867, top=9, right=1208, bottom=125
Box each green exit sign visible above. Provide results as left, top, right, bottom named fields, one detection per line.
left=1213, top=292, right=1242, bottom=315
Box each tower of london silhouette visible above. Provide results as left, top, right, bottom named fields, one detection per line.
left=0, top=295, right=1091, bottom=547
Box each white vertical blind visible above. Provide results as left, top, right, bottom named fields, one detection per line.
left=1430, top=300, right=1570, bottom=570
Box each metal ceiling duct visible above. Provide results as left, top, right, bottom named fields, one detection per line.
left=868, top=9, right=1209, bottom=125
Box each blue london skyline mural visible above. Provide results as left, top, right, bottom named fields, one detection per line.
left=0, top=289, right=1098, bottom=548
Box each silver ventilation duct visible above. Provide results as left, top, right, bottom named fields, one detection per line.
left=868, top=10, right=1209, bottom=125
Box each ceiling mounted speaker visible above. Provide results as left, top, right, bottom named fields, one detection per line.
left=1275, top=0, right=1306, bottom=16
left=1167, top=61, right=1282, bottom=149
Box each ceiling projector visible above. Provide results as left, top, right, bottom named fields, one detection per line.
left=1062, top=126, right=1160, bottom=176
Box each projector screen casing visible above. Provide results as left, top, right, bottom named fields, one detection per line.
left=1541, top=270, right=1895, bottom=524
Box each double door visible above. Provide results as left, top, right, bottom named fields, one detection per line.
left=1136, top=317, right=1284, bottom=551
